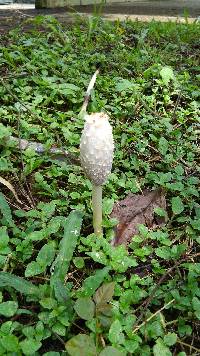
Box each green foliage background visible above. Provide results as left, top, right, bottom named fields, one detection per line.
left=0, top=15, right=199, bottom=355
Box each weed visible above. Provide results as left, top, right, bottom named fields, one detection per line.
left=0, top=16, right=199, bottom=355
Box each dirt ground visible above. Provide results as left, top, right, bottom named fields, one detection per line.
left=0, top=0, right=199, bottom=33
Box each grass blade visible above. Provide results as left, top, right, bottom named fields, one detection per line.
left=51, top=210, right=83, bottom=283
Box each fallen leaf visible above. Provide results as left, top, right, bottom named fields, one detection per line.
left=0, top=176, right=22, bottom=204
left=94, top=282, right=115, bottom=316
left=110, top=188, right=167, bottom=246
left=94, top=282, right=115, bottom=305
left=65, top=334, right=96, bottom=356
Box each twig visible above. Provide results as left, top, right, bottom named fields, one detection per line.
left=51, top=331, right=65, bottom=347
left=177, top=339, right=200, bottom=353
left=3, top=254, right=12, bottom=272
left=100, top=334, right=106, bottom=348
left=14, top=10, right=34, bottom=18
left=147, top=143, right=160, bottom=154
left=2, top=72, right=29, bottom=80
left=171, top=91, right=181, bottom=122
left=132, top=258, right=186, bottom=330
left=0, top=176, right=23, bottom=205
left=72, top=322, right=87, bottom=333
left=187, top=252, right=200, bottom=260
left=133, top=251, right=200, bottom=331
left=165, top=319, right=178, bottom=326
left=133, top=299, right=175, bottom=334
left=140, top=97, right=162, bottom=119
left=5, top=196, right=30, bottom=211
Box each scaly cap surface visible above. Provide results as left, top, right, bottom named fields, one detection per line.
left=80, top=112, right=114, bottom=185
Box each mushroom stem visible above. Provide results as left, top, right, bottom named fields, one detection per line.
left=92, top=184, right=102, bottom=236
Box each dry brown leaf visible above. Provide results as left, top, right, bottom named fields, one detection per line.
left=110, top=188, right=167, bottom=246
left=0, top=176, right=22, bottom=204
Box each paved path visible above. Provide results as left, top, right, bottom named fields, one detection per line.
left=0, top=1, right=199, bottom=33
left=74, top=0, right=200, bottom=17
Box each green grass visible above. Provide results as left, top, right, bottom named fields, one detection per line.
left=0, top=15, right=199, bottom=355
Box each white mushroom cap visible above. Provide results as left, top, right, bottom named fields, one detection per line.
left=80, top=112, right=114, bottom=186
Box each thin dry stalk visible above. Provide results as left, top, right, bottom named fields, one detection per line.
left=133, top=299, right=175, bottom=334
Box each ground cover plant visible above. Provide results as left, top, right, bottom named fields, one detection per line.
left=0, top=15, right=200, bottom=355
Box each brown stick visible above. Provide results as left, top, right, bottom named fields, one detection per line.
left=132, top=256, right=190, bottom=331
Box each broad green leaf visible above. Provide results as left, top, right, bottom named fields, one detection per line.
left=0, top=158, right=9, bottom=171
left=52, top=322, right=66, bottom=336
left=158, top=137, right=168, bottom=155
left=25, top=261, right=44, bottom=278
left=0, top=192, right=14, bottom=226
left=0, top=301, right=18, bottom=317
left=46, top=216, right=65, bottom=235
left=124, top=339, right=140, bottom=353
left=20, top=338, right=41, bottom=355
left=164, top=332, right=177, bottom=346
left=166, top=182, right=184, bottom=192
left=39, top=201, right=56, bottom=219
left=70, top=192, right=81, bottom=199
left=0, top=321, right=12, bottom=334
left=58, top=312, right=70, bottom=327
left=17, top=309, right=33, bottom=316
left=103, top=198, right=114, bottom=215
left=52, top=279, right=72, bottom=304
left=109, top=319, right=124, bottom=345
left=171, top=197, right=184, bottom=215
left=51, top=211, right=83, bottom=283
left=73, top=257, right=85, bottom=269
left=1, top=335, right=19, bottom=352
left=27, top=230, right=46, bottom=241
left=58, top=83, right=80, bottom=93
left=192, top=297, right=200, bottom=319
left=25, top=242, right=56, bottom=277
left=160, top=66, right=174, bottom=85
left=0, top=272, right=40, bottom=296
left=190, top=219, right=200, bottom=230
left=0, top=226, right=9, bottom=248
left=115, top=79, right=138, bottom=92
left=99, top=346, right=126, bottom=356
left=171, top=244, right=186, bottom=259
left=130, top=285, right=147, bottom=303
left=65, top=334, right=96, bottom=356
left=155, top=246, right=171, bottom=260
left=153, top=338, right=172, bottom=356
left=37, top=242, right=56, bottom=267
left=40, top=298, right=57, bottom=310
left=174, top=164, right=184, bottom=176
left=87, top=250, right=108, bottom=265
left=0, top=123, right=10, bottom=139
left=79, top=267, right=110, bottom=297
left=74, top=297, right=95, bottom=320
left=145, top=320, right=164, bottom=339
left=154, top=207, right=167, bottom=218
